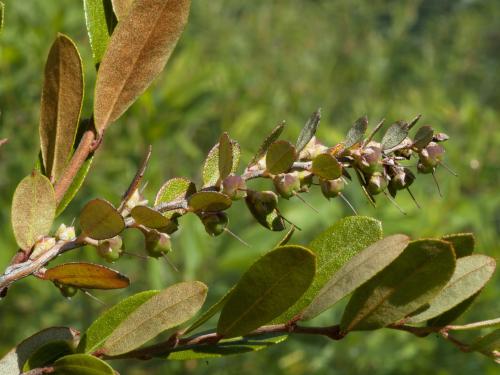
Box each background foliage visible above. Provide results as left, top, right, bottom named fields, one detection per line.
left=0, top=0, right=498, bottom=374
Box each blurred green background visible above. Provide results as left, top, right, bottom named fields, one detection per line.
left=1, top=0, right=499, bottom=374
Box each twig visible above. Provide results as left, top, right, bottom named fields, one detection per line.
left=118, top=145, right=152, bottom=212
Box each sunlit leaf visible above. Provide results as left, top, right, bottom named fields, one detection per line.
left=202, top=141, right=240, bottom=187
left=381, top=121, right=409, bottom=151
left=79, top=198, right=125, bottom=240
left=341, top=239, right=456, bottom=331
left=56, top=156, right=93, bottom=217
left=303, top=234, right=410, bottom=320
left=23, top=341, right=74, bottom=371
left=296, top=109, right=321, bottom=153
left=11, top=171, right=56, bottom=250
left=248, top=121, right=285, bottom=166
left=102, top=281, right=207, bottom=355
left=131, top=205, right=171, bottom=229
left=344, top=116, right=368, bottom=148
left=44, top=262, right=130, bottom=289
left=83, top=0, right=117, bottom=66
left=265, top=140, right=296, bottom=175
left=407, top=255, right=496, bottom=323
left=111, top=0, right=133, bottom=20
left=188, top=191, right=232, bottom=212
left=93, top=0, right=191, bottom=133
left=274, top=216, right=383, bottom=323
left=53, top=354, right=114, bottom=375
left=442, top=233, right=474, bottom=258
left=218, top=246, right=316, bottom=338
left=39, top=34, right=84, bottom=182
left=155, top=176, right=196, bottom=217
left=218, top=132, right=233, bottom=181
left=412, top=125, right=434, bottom=150
left=311, top=153, right=342, bottom=180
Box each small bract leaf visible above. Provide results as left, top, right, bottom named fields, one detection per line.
left=155, top=177, right=196, bottom=206
left=202, top=141, right=241, bottom=187
left=167, top=333, right=288, bottom=360
left=78, top=290, right=158, bottom=353
left=341, top=239, right=456, bottom=332
left=296, top=109, right=321, bottom=153
left=23, top=341, right=74, bottom=372
left=53, top=354, right=114, bottom=375
left=102, top=281, right=208, bottom=355
left=407, top=255, right=496, bottom=323
left=94, top=0, right=191, bottom=133
left=345, top=116, right=368, bottom=148
left=266, top=140, right=297, bottom=175
left=218, top=246, right=316, bottom=338
left=111, top=0, right=134, bottom=20
left=44, top=262, right=130, bottom=289
left=0, top=327, right=79, bottom=374
left=83, top=0, right=117, bottom=66
left=311, top=153, right=342, bottom=180
left=79, top=198, right=125, bottom=240
left=131, top=205, right=171, bottom=229
left=303, top=234, right=410, bottom=320
left=274, top=216, right=383, bottom=323
left=11, top=171, right=56, bottom=250
left=185, top=288, right=234, bottom=334
left=218, top=132, right=233, bottom=181
left=470, top=329, right=500, bottom=354
left=413, top=125, right=434, bottom=150
left=442, top=233, right=474, bottom=258
left=248, top=121, right=285, bottom=166
left=381, top=121, right=409, bottom=151
left=188, top=191, right=232, bottom=212
left=56, top=156, right=93, bottom=217
left=40, top=34, right=84, bottom=182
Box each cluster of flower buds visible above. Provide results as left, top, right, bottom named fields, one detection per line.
left=97, top=236, right=124, bottom=263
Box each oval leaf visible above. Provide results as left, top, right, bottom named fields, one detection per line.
left=217, top=245, right=316, bottom=338
left=248, top=121, right=285, bottom=166
left=131, top=205, right=171, bottom=229
left=311, top=153, right=342, bottom=180
left=93, top=0, right=191, bottom=133
left=44, top=262, right=129, bottom=289
left=265, top=140, right=296, bottom=175
left=202, top=141, right=240, bottom=187
left=40, top=34, right=84, bottom=182
left=381, top=121, right=409, bottom=150
left=412, top=125, right=434, bottom=150
left=273, top=216, right=383, bottom=323
left=102, top=281, right=208, bottom=355
left=218, top=132, right=233, bottom=181
left=341, top=239, right=456, bottom=332
left=303, top=234, right=410, bottom=320
left=407, top=255, right=496, bottom=323
left=188, top=191, right=232, bottom=212
left=11, top=171, right=56, bottom=250
left=79, top=198, right=124, bottom=240
left=296, top=109, right=321, bottom=153
left=111, top=0, right=134, bottom=20
left=78, top=290, right=159, bottom=353
left=155, top=177, right=196, bottom=205
left=344, top=116, right=368, bottom=148
left=54, top=354, right=114, bottom=375
left=83, top=0, right=117, bottom=66
left=23, top=341, right=74, bottom=372
left=442, top=232, right=474, bottom=258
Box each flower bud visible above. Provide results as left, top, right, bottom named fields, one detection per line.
left=298, top=171, right=313, bottom=191
left=273, top=172, right=301, bottom=199
left=124, top=189, right=148, bottom=215
left=55, top=224, right=76, bottom=241
left=247, top=190, right=279, bottom=216
left=97, top=236, right=123, bottom=263
left=356, top=143, right=382, bottom=174
left=55, top=282, right=78, bottom=298
left=367, top=172, right=388, bottom=195
left=30, top=237, right=56, bottom=260
left=320, top=178, right=345, bottom=199
left=201, top=212, right=228, bottom=236
left=419, top=142, right=444, bottom=168
left=417, top=161, right=434, bottom=174
left=222, top=175, right=247, bottom=200
left=145, top=230, right=172, bottom=258
left=389, top=167, right=415, bottom=190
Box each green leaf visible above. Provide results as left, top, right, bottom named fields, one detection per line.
left=311, top=153, right=342, bottom=180
left=248, top=121, right=285, bottom=166
left=274, top=216, right=383, bottom=323
left=0, top=327, right=79, bottom=374
left=470, top=329, right=500, bottom=354
left=218, top=246, right=316, bottom=338
left=412, top=125, right=434, bottom=150
left=426, top=293, right=479, bottom=327
left=56, top=155, right=93, bottom=217
left=11, top=171, right=56, bottom=250
left=23, top=341, right=74, bottom=371
left=218, top=132, right=233, bottom=181
left=102, top=281, right=208, bottom=355
left=296, top=109, right=321, bottom=153
left=111, top=0, right=134, bottom=20
left=344, top=116, right=368, bottom=148
left=93, top=0, right=191, bottom=133
left=78, top=290, right=159, bottom=353
left=442, top=233, right=475, bottom=258
left=131, top=205, right=171, bottom=229
left=79, top=198, right=125, bottom=240
left=54, top=354, right=114, bottom=375
left=265, top=140, right=297, bottom=175
left=44, top=262, right=130, bottom=289
left=155, top=177, right=196, bottom=209
left=341, top=239, right=456, bottom=332
left=302, top=234, right=410, bottom=320
left=406, top=255, right=496, bottom=323
left=202, top=141, right=241, bottom=187
left=188, top=191, right=232, bottom=212
left=167, top=333, right=288, bottom=360
left=381, top=121, right=409, bottom=151
left=276, top=225, right=296, bottom=247
left=185, top=288, right=234, bottom=335
left=39, top=34, right=84, bottom=182
left=83, top=0, right=117, bottom=66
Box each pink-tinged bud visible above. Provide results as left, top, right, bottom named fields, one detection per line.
left=273, top=172, right=301, bottom=199
left=145, top=230, right=172, bottom=258
left=222, top=175, right=247, bottom=200
left=419, top=142, right=444, bottom=168
left=201, top=212, right=228, bottom=236
left=390, top=167, right=415, bottom=190
left=97, top=236, right=123, bottom=263
left=367, top=172, right=388, bottom=195
left=320, top=178, right=345, bottom=199
left=356, top=143, right=382, bottom=174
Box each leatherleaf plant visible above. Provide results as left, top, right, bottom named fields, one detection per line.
left=0, top=1, right=498, bottom=374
